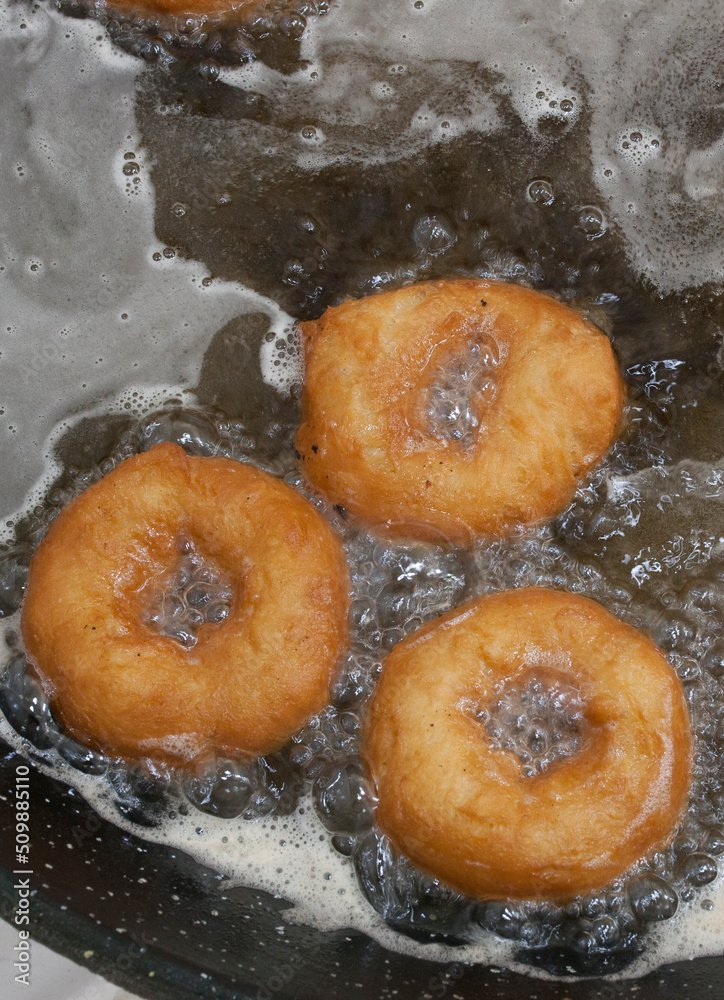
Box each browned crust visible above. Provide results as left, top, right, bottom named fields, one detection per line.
left=58, top=0, right=326, bottom=67
left=98, top=0, right=271, bottom=22
left=21, top=442, right=350, bottom=763
left=296, top=280, right=625, bottom=543
left=366, top=587, right=692, bottom=901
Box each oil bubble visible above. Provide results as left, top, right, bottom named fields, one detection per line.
left=412, top=213, right=457, bottom=255
left=577, top=206, right=606, bottom=237
left=527, top=178, right=554, bottom=206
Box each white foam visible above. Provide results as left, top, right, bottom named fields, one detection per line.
left=0, top=702, right=513, bottom=972
left=259, top=323, right=304, bottom=395
left=0, top=3, right=293, bottom=522
left=226, top=0, right=724, bottom=289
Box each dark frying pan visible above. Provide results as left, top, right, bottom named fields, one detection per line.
left=2, top=1, right=724, bottom=997
left=2, top=740, right=723, bottom=1000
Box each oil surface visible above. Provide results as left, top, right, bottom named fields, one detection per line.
left=2, top=0, right=724, bottom=985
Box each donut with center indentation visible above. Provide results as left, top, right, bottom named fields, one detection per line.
left=21, top=442, right=350, bottom=763
left=366, top=587, right=692, bottom=901
left=296, top=280, right=624, bottom=543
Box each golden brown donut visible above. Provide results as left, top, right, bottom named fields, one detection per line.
left=21, top=443, right=349, bottom=763
left=296, top=280, right=624, bottom=543
left=104, top=0, right=272, bottom=21
left=75, top=0, right=322, bottom=66
left=366, top=587, right=692, bottom=901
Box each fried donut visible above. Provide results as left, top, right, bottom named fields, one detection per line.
left=296, top=280, right=624, bottom=543
left=21, top=442, right=349, bottom=763
left=366, top=588, right=692, bottom=901
left=71, top=0, right=322, bottom=66
left=106, top=0, right=278, bottom=21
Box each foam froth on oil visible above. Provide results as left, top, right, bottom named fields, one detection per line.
left=212, top=0, right=724, bottom=291
left=260, top=324, right=304, bottom=395
left=0, top=1, right=293, bottom=523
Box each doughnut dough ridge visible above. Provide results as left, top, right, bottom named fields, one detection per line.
left=296, top=280, right=624, bottom=542
left=21, top=442, right=350, bottom=762
left=366, top=587, right=692, bottom=901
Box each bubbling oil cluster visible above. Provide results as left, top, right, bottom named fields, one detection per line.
left=145, top=538, right=235, bottom=648
left=0, top=347, right=723, bottom=972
